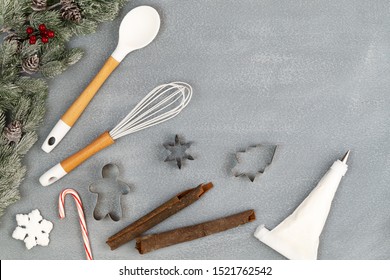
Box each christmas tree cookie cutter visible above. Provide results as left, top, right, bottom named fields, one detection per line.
left=89, top=163, right=131, bottom=221
left=232, top=144, right=277, bottom=182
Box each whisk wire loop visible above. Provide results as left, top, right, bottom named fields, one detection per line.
left=109, top=82, right=192, bottom=140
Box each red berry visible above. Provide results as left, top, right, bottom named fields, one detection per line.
left=47, top=30, right=55, bottom=38
left=30, top=35, right=37, bottom=41
left=38, top=24, right=46, bottom=32
left=29, top=38, right=36, bottom=45
left=26, top=27, right=34, bottom=34
left=41, top=36, right=49, bottom=44
left=41, top=30, right=48, bottom=36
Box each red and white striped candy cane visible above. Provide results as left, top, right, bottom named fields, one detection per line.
left=59, top=188, right=93, bottom=260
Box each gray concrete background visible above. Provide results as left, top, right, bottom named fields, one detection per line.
left=1, top=0, right=390, bottom=259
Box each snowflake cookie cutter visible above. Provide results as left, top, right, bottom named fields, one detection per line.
left=89, top=163, right=131, bottom=221
left=163, top=134, right=194, bottom=169
left=12, top=209, right=53, bottom=249
left=232, top=144, right=277, bottom=182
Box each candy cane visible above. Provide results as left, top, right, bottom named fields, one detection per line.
left=59, top=188, right=93, bottom=260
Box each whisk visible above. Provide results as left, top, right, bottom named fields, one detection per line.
left=40, top=82, right=192, bottom=186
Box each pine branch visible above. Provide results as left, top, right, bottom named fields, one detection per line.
left=64, top=47, right=83, bottom=65
left=0, top=40, right=19, bottom=81
left=0, top=0, right=130, bottom=220
left=15, top=131, right=37, bottom=155
left=0, top=0, right=29, bottom=33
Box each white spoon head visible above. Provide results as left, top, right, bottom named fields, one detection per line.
left=112, top=6, right=160, bottom=61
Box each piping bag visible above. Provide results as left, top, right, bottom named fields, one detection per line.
left=254, top=151, right=350, bottom=260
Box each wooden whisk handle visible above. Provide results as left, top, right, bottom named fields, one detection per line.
left=39, top=131, right=115, bottom=186
left=62, top=131, right=115, bottom=172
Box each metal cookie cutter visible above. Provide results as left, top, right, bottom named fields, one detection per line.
left=164, top=134, right=194, bottom=169
left=232, top=144, right=277, bottom=182
left=89, top=163, right=131, bottom=221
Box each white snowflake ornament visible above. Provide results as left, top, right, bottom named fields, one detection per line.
left=12, top=209, right=53, bottom=249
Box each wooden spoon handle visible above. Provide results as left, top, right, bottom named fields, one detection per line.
left=62, top=56, right=120, bottom=126
left=42, top=56, right=120, bottom=153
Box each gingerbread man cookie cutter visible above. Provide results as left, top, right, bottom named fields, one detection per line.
left=89, top=163, right=131, bottom=221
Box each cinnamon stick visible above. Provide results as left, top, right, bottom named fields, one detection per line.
left=135, top=209, right=256, bottom=254
left=106, top=182, right=213, bottom=250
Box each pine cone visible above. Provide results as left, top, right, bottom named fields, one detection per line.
left=4, top=33, right=20, bottom=42
left=31, top=0, right=47, bottom=11
left=4, top=34, right=23, bottom=53
left=3, top=121, right=22, bottom=144
left=22, top=55, right=40, bottom=74
left=60, top=0, right=82, bottom=23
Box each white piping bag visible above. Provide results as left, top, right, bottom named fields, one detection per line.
left=254, top=151, right=350, bottom=260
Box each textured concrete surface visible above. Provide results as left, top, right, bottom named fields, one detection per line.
left=1, top=0, right=390, bottom=259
